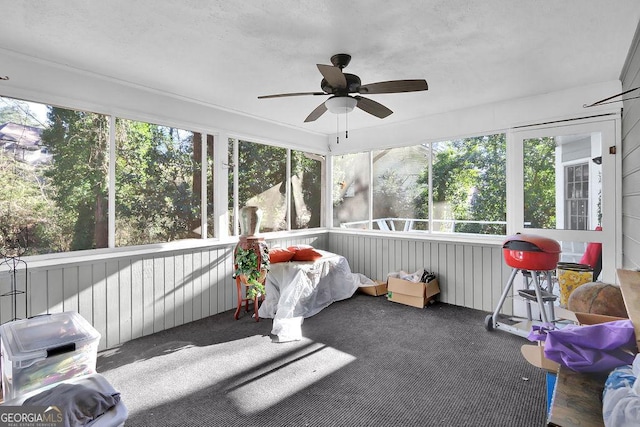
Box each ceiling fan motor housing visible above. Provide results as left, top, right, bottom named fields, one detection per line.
left=321, top=73, right=361, bottom=94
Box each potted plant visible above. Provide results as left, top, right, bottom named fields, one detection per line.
left=233, top=242, right=270, bottom=299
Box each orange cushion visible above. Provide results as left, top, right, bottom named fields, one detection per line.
left=288, top=245, right=323, bottom=262
left=269, top=247, right=295, bottom=263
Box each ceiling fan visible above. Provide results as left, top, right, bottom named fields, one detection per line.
left=258, top=53, right=429, bottom=123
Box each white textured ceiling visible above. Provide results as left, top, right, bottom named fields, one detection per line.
left=1, top=1, right=639, bottom=135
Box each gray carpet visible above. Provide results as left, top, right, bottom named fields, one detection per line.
left=97, top=294, right=547, bottom=426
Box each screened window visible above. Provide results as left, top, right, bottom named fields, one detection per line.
left=431, top=134, right=506, bottom=234
left=291, top=150, right=323, bottom=230
left=232, top=139, right=287, bottom=233
left=372, top=146, right=428, bottom=231
left=227, top=140, right=323, bottom=234
left=333, top=152, right=370, bottom=229
left=350, top=134, right=506, bottom=235
left=0, top=97, right=109, bottom=255
left=115, top=119, right=201, bottom=246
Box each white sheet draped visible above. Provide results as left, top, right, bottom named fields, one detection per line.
left=258, top=250, right=372, bottom=342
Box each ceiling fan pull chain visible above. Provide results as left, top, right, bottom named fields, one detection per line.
left=345, top=108, right=349, bottom=139
left=336, top=113, right=340, bottom=144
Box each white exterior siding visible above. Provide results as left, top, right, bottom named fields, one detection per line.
left=622, top=22, right=640, bottom=270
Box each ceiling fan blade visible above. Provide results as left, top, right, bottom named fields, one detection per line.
left=354, top=96, right=393, bottom=119
left=317, top=64, right=347, bottom=89
left=304, top=102, right=328, bottom=122
left=258, top=91, right=326, bottom=99
left=359, top=79, right=428, bottom=94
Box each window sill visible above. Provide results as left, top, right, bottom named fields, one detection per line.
left=329, top=227, right=505, bottom=247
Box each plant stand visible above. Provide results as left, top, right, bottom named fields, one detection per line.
left=233, top=236, right=267, bottom=322
left=0, top=255, right=28, bottom=323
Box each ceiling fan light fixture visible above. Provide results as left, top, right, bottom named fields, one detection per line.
left=325, top=96, right=357, bottom=114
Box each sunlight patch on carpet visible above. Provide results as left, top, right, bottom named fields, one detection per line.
left=226, top=342, right=356, bottom=415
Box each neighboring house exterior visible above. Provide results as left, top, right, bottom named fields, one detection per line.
left=0, top=122, right=50, bottom=165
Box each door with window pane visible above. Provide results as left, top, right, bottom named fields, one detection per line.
left=509, top=119, right=618, bottom=283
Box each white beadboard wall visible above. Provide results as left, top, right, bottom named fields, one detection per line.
left=0, top=231, right=514, bottom=351
left=621, top=21, right=640, bottom=271
left=0, top=233, right=328, bottom=351
left=327, top=232, right=512, bottom=314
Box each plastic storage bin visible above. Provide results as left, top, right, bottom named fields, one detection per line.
left=556, top=262, right=594, bottom=307
left=1, top=373, right=127, bottom=427
left=0, top=311, right=101, bottom=401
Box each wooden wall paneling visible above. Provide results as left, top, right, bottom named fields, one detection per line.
left=436, top=243, right=446, bottom=303
left=472, top=246, right=484, bottom=311
left=46, top=268, right=63, bottom=314
left=164, top=252, right=177, bottom=329
left=623, top=103, right=640, bottom=142
left=381, top=238, right=389, bottom=281
left=453, top=244, right=464, bottom=306
left=429, top=241, right=438, bottom=288
left=226, top=245, right=235, bottom=311
left=351, top=234, right=358, bottom=271
left=622, top=122, right=640, bottom=165
left=481, top=247, right=493, bottom=312
left=105, top=260, right=120, bottom=350
left=364, top=236, right=372, bottom=279
left=152, top=257, right=165, bottom=333
left=208, top=249, right=220, bottom=314
left=219, top=246, right=230, bottom=313
left=374, top=237, right=382, bottom=281
left=415, top=241, right=425, bottom=284
left=408, top=239, right=417, bottom=274
left=622, top=234, right=640, bottom=270
left=77, top=264, right=94, bottom=331
left=142, top=258, right=155, bottom=336
left=1, top=233, right=520, bottom=350
left=396, top=238, right=405, bottom=274
left=347, top=234, right=355, bottom=271
left=622, top=30, right=640, bottom=270
left=91, top=263, right=108, bottom=351
left=29, top=269, right=48, bottom=317
left=183, top=251, right=194, bottom=324
left=446, top=243, right=456, bottom=304
left=215, top=247, right=223, bottom=313
left=130, top=258, right=144, bottom=340
left=192, top=250, right=203, bottom=321
left=62, top=266, right=79, bottom=313
left=622, top=166, right=640, bottom=195
left=118, top=258, right=133, bottom=344
left=622, top=209, right=640, bottom=242
left=389, top=238, right=398, bottom=272
left=16, top=270, right=28, bottom=319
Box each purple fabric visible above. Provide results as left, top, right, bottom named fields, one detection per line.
left=530, top=320, right=637, bottom=373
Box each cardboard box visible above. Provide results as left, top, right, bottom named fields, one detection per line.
left=521, top=305, right=628, bottom=373
left=617, top=269, right=640, bottom=351
left=521, top=343, right=560, bottom=373
left=359, top=280, right=388, bottom=296
left=387, top=277, right=440, bottom=308
left=554, top=305, right=627, bottom=325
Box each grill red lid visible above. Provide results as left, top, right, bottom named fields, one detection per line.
left=502, top=234, right=561, bottom=254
